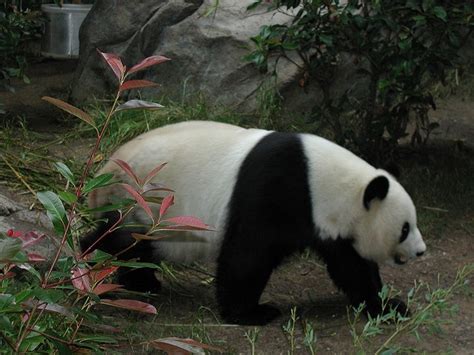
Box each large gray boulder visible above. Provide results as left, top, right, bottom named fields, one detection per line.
left=71, top=0, right=304, bottom=110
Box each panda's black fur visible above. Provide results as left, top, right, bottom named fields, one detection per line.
left=82, top=125, right=420, bottom=325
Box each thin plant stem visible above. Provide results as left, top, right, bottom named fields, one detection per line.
left=43, top=79, right=124, bottom=286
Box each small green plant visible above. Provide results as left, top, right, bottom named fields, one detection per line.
left=247, top=0, right=473, bottom=162
left=302, top=320, right=317, bottom=355
left=349, top=264, right=473, bottom=354
left=0, top=50, right=218, bottom=353
left=282, top=306, right=298, bottom=355
left=244, top=327, right=260, bottom=355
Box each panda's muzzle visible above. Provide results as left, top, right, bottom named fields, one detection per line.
left=394, top=254, right=407, bottom=265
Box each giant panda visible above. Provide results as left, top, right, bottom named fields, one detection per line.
left=82, top=120, right=426, bottom=325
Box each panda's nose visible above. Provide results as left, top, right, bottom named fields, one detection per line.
left=416, top=251, right=424, bottom=257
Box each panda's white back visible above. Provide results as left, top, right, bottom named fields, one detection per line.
left=301, top=134, right=378, bottom=241
left=90, top=121, right=270, bottom=263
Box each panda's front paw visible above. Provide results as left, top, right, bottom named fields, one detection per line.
left=222, top=304, right=281, bottom=325
left=118, top=268, right=161, bottom=293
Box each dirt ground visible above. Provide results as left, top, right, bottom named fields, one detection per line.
left=0, top=60, right=473, bottom=354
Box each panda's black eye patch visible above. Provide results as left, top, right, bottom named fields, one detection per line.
left=399, top=222, right=409, bottom=243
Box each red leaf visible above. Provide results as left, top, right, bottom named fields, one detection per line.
left=120, top=80, right=158, bottom=92
left=175, top=338, right=223, bottom=353
left=127, top=55, right=171, bottom=75
left=131, top=232, right=169, bottom=241
left=91, top=266, right=119, bottom=284
left=143, top=182, right=174, bottom=194
left=120, top=183, right=154, bottom=221
left=20, top=231, right=46, bottom=249
left=100, top=299, right=157, bottom=314
left=22, top=312, right=30, bottom=323
left=93, top=283, right=123, bottom=296
left=112, top=159, right=140, bottom=185
left=22, top=299, right=73, bottom=318
left=116, top=99, right=164, bottom=112
left=0, top=271, right=16, bottom=281
left=97, top=49, right=126, bottom=80
left=71, top=268, right=91, bottom=292
left=27, top=253, right=46, bottom=262
left=143, top=162, right=167, bottom=185
left=6, top=229, right=21, bottom=238
left=159, top=194, right=174, bottom=217
left=149, top=337, right=222, bottom=354
left=42, top=96, right=95, bottom=128
left=162, top=216, right=210, bottom=230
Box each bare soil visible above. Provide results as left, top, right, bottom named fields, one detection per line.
left=0, top=60, right=473, bottom=354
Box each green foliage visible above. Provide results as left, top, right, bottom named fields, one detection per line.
left=349, top=264, right=474, bottom=353
left=282, top=306, right=298, bottom=355
left=0, top=51, right=215, bottom=353
left=247, top=0, right=473, bottom=162
left=88, top=96, right=245, bottom=154
left=0, top=3, right=43, bottom=101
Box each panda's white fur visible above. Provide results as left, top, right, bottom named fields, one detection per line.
left=90, top=121, right=425, bottom=265
left=301, top=134, right=425, bottom=264
left=85, top=120, right=426, bottom=325
left=90, top=121, right=269, bottom=263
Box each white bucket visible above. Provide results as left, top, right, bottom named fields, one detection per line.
left=41, top=4, right=92, bottom=58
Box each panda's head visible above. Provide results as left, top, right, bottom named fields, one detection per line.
left=353, top=173, right=426, bottom=265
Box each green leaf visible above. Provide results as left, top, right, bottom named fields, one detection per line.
left=18, top=334, right=45, bottom=352
left=377, top=79, right=392, bottom=91
left=89, top=250, right=113, bottom=263
left=111, top=260, right=161, bottom=269
left=412, top=15, right=426, bottom=25
left=51, top=339, right=71, bottom=355
left=58, top=191, right=77, bottom=204
left=32, top=287, right=65, bottom=303
left=319, top=34, right=333, bottom=46
left=0, top=237, right=22, bottom=260
left=76, top=335, right=118, bottom=344
left=53, top=162, right=75, bottom=186
left=37, top=191, right=67, bottom=236
left=83, top=173, right=115, bottom=194
left=433, top=6, right=447, bottom=21
left=282, top=41, right=299, bottom=50
left=448, top=31, right=460, bottom=47
left=398, top=38, right=412, bottom=50
left=247, top=0, right=263, bottom=11
left=0, top=315, right=14, bottom=333
left=15, top=289, right=35, bottom=303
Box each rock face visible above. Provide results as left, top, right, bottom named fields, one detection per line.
left=0, top=188, right=56, bottom=268
left=71, top=0, right=303, bottom=110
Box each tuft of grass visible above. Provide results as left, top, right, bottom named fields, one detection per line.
left=86, top=96, right=248, bottom=154
left=282, top=306, right=298, bottom=355
left=349, top=264, right=474, bottom=354
left=0, top=97, right=248, bottom=193
left=0, top=119, right=86, bottom=194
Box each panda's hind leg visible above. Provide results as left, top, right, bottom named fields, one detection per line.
left=81, top=211, right=161, bottom=293
left=317, top=238, right=407, bottom=317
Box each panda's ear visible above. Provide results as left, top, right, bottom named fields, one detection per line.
left=363, top=176, right=389, bottom=210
